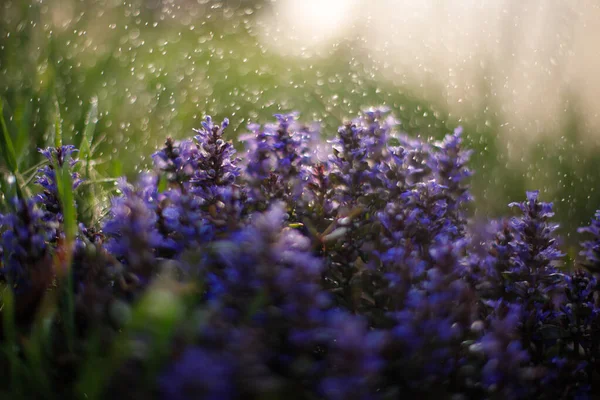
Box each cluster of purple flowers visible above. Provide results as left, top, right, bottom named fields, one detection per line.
left=1, top=108, right=600, bottom=399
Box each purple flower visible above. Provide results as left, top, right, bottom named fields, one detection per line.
left=240, top=113, right=318, bottom=207
left=103, top=176, right=177, bottom=288
left=381, top=235, right=476, bottom=391
left=0, top=197, right=52, bottom=294
left=169, top=204, right=334, bottom=397
left=578, top=210, right=600, bottom=272
left=158, top=189, right=214, bottom=249
left=478, top=301, right=532, bottom=398
left=506, top=191, right=565, bottom=301
left=152, top=137, right=198, bottom=188
left=430, top=127, right=473, bottom=228
left=328, top=119, right=374, bottom=205
left=300, top=162, right=338, bottom=223
left=7, top=107, right=600, bottom=398
left=378, top=180, right=456, bottom=253
left=320, top=312, right=386, bottom=400
left=35, top=145, right=82, bottom=239
left=552, top=268, right=600, bottom=391
left=204, top=203, right=326, bottom=330
left=159, top=347, right=237, bottom=400
left=190, top=116, right=240, bottom=197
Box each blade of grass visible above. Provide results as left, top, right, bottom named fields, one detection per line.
left=0, top=100, right=18, bottom=171
left=21, top=291, right=57, bottom=395
left=78, top=97, right=99, bottom=224
left=111, top=158, right=123, bottom=178
left=0, top=99, right=23, bottom=200
left=20, top=171, right=40, bottom=191
left=54, top=140, right=77, bottom=244
left=1, top=285, right=21, bottom=395
left=15, top=99, right=32, bottom=165
left=14, top=172, right=33, bottom=199
left=53, top=102, right=77, bottom=352
left=90, top=133, right=107, bottom=154
left=79, top=178, right=119, bottom=186
left=55, top=161, right=77, bottom=353
left=0, top=172, right=18, bottom=209
left=22, top=160, right=48, bottom=177
left=75, top=331, right=108, bottom=400
left=58, top=164, right=77, bottom=242
left=157, top=174, right=167, bottom=193
left=80, top=97, right=98, bottom=172
left=0, top=175, right=9, bottom=212
left=53, top=95, right=62, bottom=148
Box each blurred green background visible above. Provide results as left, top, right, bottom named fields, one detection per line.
left=2, top=0, right=600, bottom=247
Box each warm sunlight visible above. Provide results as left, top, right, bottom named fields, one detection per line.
left=261, top=0, right=600, bottom=146
left=260, top=0, right=360, bottom=56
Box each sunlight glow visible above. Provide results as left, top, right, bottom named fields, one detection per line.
left=260, top=0, right=359, bottom=57
left=260, top=0, right=600, bottom=149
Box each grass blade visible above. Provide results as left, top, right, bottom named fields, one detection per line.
left=1, top=285, right=21, bottom=394
left=0, top=99, right=23, bottom=200
left=78, top=97, right=99, bottom=224
left=80, top=97, right=98, bottom=167
left=0, top=99, right=19, bottom=175
left=22, top=291, right=57, bottom=395
left=15, top=99, right=32, bottom=164
left=53, top=96, right=62, bottom=148
left=58, top=164, right=77, bottom=243
left=55, top=154, right=77, bottom=352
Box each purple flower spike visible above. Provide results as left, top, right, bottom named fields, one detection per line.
left=159, top=347, right=237, bottom=400
left=430, top=126, right=473, bottom=228
left=191, top=116, right=241, bottom=197
left=103, top=177, right=177, bottom=287
left=578, top=210, right=600, bottom=272
left=241, top=113, right=317, bottom=208
left=1, top=197, right=52, bottom=287
left=34, top=145, right=83, bottom=240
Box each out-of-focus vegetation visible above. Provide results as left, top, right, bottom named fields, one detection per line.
left=2, top=0, right=600, bottom=246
